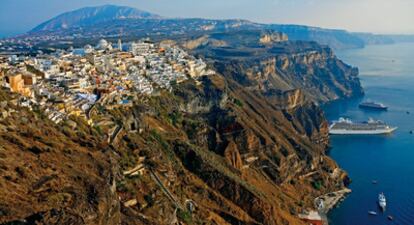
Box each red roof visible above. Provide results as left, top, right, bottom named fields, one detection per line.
left=301, top=219, right=323, bottom=225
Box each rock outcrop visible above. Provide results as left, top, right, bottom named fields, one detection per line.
left=260, top=31, right=289, bottom=44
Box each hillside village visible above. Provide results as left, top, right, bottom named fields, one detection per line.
left=0, top=39, right=214, bottom=124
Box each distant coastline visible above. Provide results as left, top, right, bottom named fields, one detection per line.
left=1, top=4, right=413, bottom=51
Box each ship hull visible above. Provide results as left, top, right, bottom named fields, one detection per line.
left=359, top=105, right=388, bottom=111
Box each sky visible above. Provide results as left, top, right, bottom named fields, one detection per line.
left=1, top=0, right=414, bottom=37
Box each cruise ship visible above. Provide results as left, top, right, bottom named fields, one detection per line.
left=359, top=101, right=388, bottom=110
left=329, top=118, right=397, bottom=135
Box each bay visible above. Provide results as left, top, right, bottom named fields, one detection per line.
left=325, top=43, right=414, bottom=225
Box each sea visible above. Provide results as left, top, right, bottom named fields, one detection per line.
left=325, top=42, right=414, bottom=225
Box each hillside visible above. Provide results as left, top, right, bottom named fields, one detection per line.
left=0, top=90, right=120, bottom=224
left=0, top=36, right=359, bottom=224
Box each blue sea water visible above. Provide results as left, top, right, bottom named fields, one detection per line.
left=325, top=43, right=414, bottom=225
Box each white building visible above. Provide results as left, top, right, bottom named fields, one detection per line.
left=96, top=39, right=112, bottom=51
left=129, top=42, right=154, bottom=56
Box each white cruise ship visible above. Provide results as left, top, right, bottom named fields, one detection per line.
left=329, top=118, right=397, bottom=135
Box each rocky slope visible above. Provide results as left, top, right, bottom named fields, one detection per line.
left=0, top=91, right=120, bottom=224
left=0, top=45, right=357, bottom=225
left=0, top=28, right=364, bottom=225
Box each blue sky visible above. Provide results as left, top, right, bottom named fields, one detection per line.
left=1, top=0, right=414, bottom=37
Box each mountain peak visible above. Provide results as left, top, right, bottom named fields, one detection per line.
left=32, top=5, right=162, bottom=32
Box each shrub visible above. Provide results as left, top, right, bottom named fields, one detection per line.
left=144, top=194, right=154, bottom=207
left=150, top=130, right=169, bottom=150
left=168, top=111, right=182, bottom=126
left=116, top=180, right=128, bottom=192
left=183, top=119, right=200, bottom=139
left=93, top=125, right=103, bottom=136
left=233, top=98, right=243, bottom=107
left=312, top=180, right=324, bottom=190
left=177, top=209, right=193, bottom=224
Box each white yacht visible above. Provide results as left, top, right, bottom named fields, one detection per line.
left=378, top=193, right=386, bottom=211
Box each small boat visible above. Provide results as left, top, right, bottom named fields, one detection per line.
left=388, top=215, right=394, bottom=221
left=378, top=193, right=386, bottom=211
left=359, top=101, right=388, bottom=111
left=368, top=211, right=377, bottom=215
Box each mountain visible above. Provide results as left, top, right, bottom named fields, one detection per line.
left=32, top=5, right=162, bottom=32
left=22, top=5, right=413, bottom=50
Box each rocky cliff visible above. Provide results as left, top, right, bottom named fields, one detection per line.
left=186, top=31, right=363, bottom=103
left=108, top=73, right=348, bottom=225
left=0, top=32, right=362, bottom=225
left=0, top=75, right=351, bottom=225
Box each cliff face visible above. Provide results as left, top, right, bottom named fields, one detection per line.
left=104, top=74, right=348, bottom=225
left=187, top=31, right=363, bottom=103
left=260, top=32, right=289, bottom=45
left=267, top=25, right=366, bottom=50
left=0, top=32, right=362, bottom=225
left=0, top=73, right=350, bottom=225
